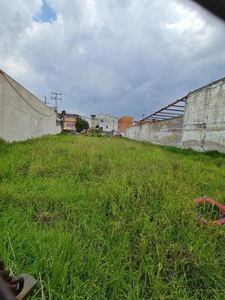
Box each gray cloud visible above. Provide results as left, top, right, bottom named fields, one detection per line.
left=0, top=0, right=224, bottom=120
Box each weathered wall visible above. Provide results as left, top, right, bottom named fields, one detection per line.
left=182, top=78, right=225, bottom=152
left=126, top=78, right=225, bottom=152
left=98, top=113, right=118, bottom=132
left=0, top=70, right=61, bottom=142
left=126, top=116, right=183, bottom=147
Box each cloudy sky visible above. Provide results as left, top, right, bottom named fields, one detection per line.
left=0, top=0, right=225, bottom=120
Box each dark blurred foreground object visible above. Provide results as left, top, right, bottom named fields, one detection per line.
left=0, top=258, right=37, bottom=300
left=191, top=0, right=225, bottom=21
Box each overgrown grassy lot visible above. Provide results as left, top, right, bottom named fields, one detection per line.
left=0, top=134, right=225, bottom=299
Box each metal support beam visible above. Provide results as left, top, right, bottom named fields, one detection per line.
left=151, top=117, right=169, bottom=120
left=165, top=108, right=184, bottom=112
left=156, top=112, right=183, bottom=116
left=151, top=115, right=172, bottom=118
left=140, top=95, right=188, bottom=122
left=172, top=105, right=185, bottom=108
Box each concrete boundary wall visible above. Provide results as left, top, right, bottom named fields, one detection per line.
left=182, top=77, right=225, bottom=153
left=126, top=116, right=184, bottom=147
left=0, top=70, right=61, bottom=142
left=126, top=77, right=225, bottom=153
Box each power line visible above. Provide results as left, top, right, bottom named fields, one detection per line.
left=2, top=73, right=56, bottom=117
left=141, top=110, right=146, bottom=119
left=51, top=92, right=62, bottom=111
left=44, top=96, right=49, bottom=105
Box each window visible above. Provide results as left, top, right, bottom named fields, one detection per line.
left=106, top=126, right=108, bottom=129
left=100, top=119, right=104, bottom=123
left=66, top=114, right=76, bottom=118
left=100, top=127, right=103, bottom=130
left=66, top=122, right=74, bottom=128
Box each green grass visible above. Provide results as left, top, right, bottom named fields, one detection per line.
left=0, top=134, right=225, bottom=299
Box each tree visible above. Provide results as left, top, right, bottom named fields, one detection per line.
left=75, top=117, right=89, bottom=132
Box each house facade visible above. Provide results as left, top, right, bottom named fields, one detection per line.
left=60, top=111, right=80, bottom=132
left=98, top=113, right=118, bottom=132
left=118, top=116, right=134, bottom=131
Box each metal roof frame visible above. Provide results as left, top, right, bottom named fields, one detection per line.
left=140, top=95, right=188, bottom=123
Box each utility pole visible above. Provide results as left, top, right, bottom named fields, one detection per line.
left=141, top=110, right=146, bottom=119
left=51, top=92, right=62, bottom=111
left=44, top=96, right=49, bottom=105
left=94, top=102, right=97, bottom=133
left=140, top=110, right=146, bottom=125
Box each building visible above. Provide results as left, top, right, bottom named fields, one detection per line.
left=60, top=110, right=79, bottom=132
left=90, top=114, right=98, bottom=130
left=98, top=113, right=118, bottom=132
left=118, top=116, right=133, bottom=131
left=90, top=113, right=118, bottom=132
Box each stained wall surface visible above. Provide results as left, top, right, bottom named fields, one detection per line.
left=98, top=113, right=118, bottom=132
left=126, top=116, right=183, bottom=147
left=182, top=78, right=225, bottom=152
left=126, top=77, right=225, bottom=153
left=0, top=70, right=61, bottom=142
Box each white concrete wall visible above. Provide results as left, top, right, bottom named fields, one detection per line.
left=126, top=125, right=142, bottom=140
left=182, top=78, right=225, bottom=152
left=126, top=78, right=225, bottom=153
left=98, top=113, right=118, bottom=132
left=126, top=117, right=184, bottom=147
left=0, top=70, right=61, bottom=142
